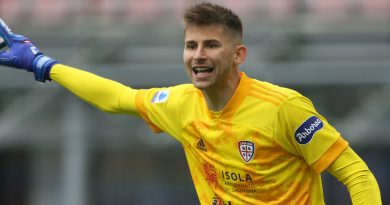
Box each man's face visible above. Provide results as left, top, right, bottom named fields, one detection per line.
left=183, top=25, right=239, bottom=91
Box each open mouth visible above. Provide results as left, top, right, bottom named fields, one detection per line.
left=193, top=66, right=214, bottom=74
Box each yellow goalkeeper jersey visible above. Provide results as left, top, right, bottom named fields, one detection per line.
left=135, top=72, right=348, bottom=205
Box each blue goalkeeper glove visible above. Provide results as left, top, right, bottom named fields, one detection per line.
left=0, top=19, right=58, bottom=82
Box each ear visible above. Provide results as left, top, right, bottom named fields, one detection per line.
left=234, top=45, right=247, bottom=65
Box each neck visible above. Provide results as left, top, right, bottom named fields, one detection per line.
left=202, top=73, right=241, bottom=112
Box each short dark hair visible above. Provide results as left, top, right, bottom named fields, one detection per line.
left=183, top=2, right=243, bottom=42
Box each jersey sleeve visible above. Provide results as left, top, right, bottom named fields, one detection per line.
left=273, top=96, right=349, bottom=173
left=327, top=147, right=382, bottom=205
left=135, top=85, right=185, bottom=141
left=50, top=64, right=138, bottom=115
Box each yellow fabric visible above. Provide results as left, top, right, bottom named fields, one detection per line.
left=273, top=96, right=349, bottom=172
left=49, top=66, right=370, bottom=204
left=327, top=147, right=382, bottom=205
left=312, top=137, right=348, bottom=173
left=50, top=64, right=138, bottom=115
left=136, top=72, right=349, bottom=205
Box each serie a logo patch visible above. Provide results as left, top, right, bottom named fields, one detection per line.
left=295, top=116, right=324, bottom=144
left=151, top=90, right=170, bottom=103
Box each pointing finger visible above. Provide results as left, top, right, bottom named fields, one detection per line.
left=0, top=19, right=14, bottom=46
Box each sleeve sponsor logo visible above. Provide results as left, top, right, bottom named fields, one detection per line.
left=294, top=116, right=324, bottom=144
left=151, top=90, right=170, bottom=103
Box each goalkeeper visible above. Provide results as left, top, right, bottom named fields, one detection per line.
left=0, top=3, right=382, bottom=205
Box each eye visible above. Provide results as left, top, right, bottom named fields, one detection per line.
left=185, top=43, right=197, bottom=50
left=206, top=42, right=220, bottom=49
left=207, top=44, right=216, bottom=48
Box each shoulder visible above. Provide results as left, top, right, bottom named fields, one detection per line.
left=168, top=84, right=200, bottom=97
left=146, top=84, right=197, bottom=96
left=144, top=84, right=200, bottom=104
left=247, top=77, right=302, bottom=107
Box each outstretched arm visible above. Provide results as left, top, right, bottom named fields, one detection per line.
left=327, top=147, right=382, bottom=205
left=50, top=64, right=139, bottom=115
left=0, top=19, right=139, bottom=115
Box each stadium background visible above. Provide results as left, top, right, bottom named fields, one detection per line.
left=0, top=0, right=389, bottom=204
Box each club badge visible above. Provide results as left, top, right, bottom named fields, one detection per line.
left=238, top=141, right=255, bottom=162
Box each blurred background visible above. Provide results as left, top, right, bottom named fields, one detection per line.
left=0, top=0, right=389, bottom=204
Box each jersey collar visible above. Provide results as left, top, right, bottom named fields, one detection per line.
left=209, top=72, right=251, bottom=120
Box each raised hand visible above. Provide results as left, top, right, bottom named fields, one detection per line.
left=0, top=19, right=58, bottom=82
